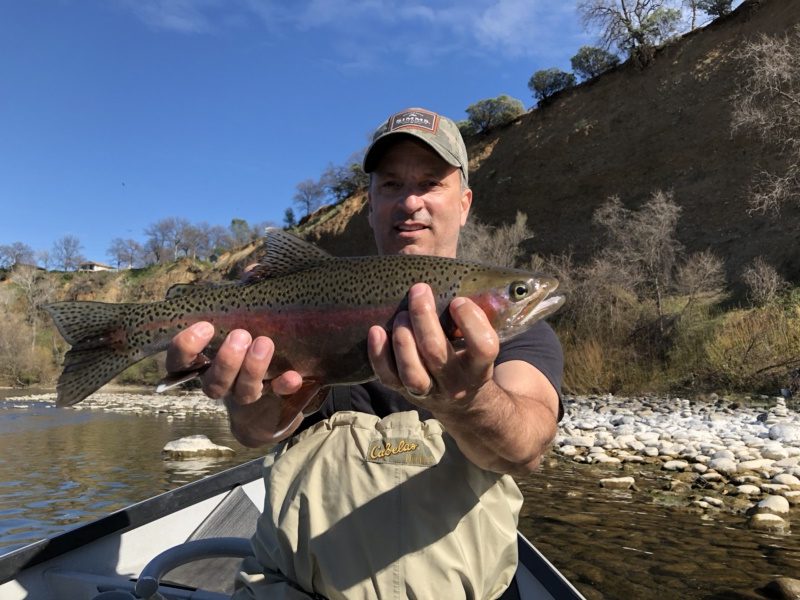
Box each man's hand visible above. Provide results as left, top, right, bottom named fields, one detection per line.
left=165, top=323, right=308, bottom=447
left=367, top=282, right=498, bottom=414
left=367, top=282, right=559, bottom=474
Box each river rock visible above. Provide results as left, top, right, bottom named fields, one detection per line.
left=761, top=483, right=791, bottom=494
left=748, top=513, right=789, bottom=533
left=736, top=484, right=761, bottom=496
left=773, top=473, right=800, bottom=489
left=562, top=436, right=594, bottom=448
left=783, top=491, right=800, bottom=506
left=558, top=445, right=579, bottom=457
left=162, top=435, right=235, bottom=459
left=708, top=457, right=737, bottom=475
left=763, top=445, right=790, bottom=461
left=599, top=476, right=635, bottom=490
left=663, top=460, right=689, bottom=471
left=757, top=495, right=790, bottom=515
left=739, top=459, right=775, bottom=472
left=764, top=577, right=800, bottom=600
left=769, top=424, right=800, bottom=444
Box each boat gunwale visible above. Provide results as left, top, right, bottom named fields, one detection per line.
left=0, top=458, right=264, bottom=585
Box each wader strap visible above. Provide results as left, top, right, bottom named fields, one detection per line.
left=330, top=385, right=353, bottom=413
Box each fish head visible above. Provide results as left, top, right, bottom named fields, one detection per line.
left=458, top=268, right=565, bottom=342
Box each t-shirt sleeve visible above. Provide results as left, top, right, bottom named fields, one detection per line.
left=495, top=320, right=564, bottom=422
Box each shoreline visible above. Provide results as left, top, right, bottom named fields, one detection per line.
left=5, top=389, right=800, bottom=531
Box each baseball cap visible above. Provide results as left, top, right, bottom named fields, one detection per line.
left=363, top=107, right=469, bottom=186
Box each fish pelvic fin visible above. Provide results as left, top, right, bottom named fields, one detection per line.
left=44, top=301, right=141, bottom=406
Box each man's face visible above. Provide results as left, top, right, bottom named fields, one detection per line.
left=368, top=138, right=472, bottom=258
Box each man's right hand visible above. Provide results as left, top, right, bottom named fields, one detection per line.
left=165, top=322, right=307, bottom=447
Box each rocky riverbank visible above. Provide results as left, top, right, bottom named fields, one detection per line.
left=3, top=390, right=227, bottom=417
left=555, top=394, right=800, bottom=535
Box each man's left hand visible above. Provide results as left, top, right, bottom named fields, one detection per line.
left=367, top=282, right=498, bottom=413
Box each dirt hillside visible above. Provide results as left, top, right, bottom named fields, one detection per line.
left=302, top=0, right=800, bottom=285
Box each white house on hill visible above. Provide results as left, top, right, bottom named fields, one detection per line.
left=78, top=261, right=115, bottom=272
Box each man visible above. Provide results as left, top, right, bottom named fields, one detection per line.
left=166, top=107, right=563, bottom=597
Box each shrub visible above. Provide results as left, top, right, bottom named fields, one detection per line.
left=528, top=68, right=576, bottom=104
left=570, top=46, right=620, bottom=81
left=464, top=95, right=525, bottom=134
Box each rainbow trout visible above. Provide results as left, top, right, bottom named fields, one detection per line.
left=45, top=229, right=564, bottom=429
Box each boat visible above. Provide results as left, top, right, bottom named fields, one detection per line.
left=0, top=458, right=585, bottom=599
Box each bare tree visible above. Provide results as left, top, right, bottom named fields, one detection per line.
left=674, top=249, right=726, bottom=310
left=578, top=0, right=682, bottom=66
left=52, top=235, right=85, bottom=271
left=293, top=179, right=327, bottom=217
left=732, top=27, right=800, bottom=214
left=683, top=0, right=699, bottom=29
left=144, top=217, right=191, bottom=262
left=458, top=212, right=534, bottom=268
left=108, top=238, right=143, bottom=269
left=10, top=265, right=56, bottom=352
left=741, top=257, right=788, bottom=307
left=593, top=190, right=683, bottom=331
left=0, top=242, right=35, bottom=268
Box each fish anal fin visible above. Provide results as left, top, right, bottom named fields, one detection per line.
left=155, top=354, right=212, bottom=393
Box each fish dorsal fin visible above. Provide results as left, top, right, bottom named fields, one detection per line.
left=165, top=283, right=195, bottom=300
left=246, top=228, right=334, bottom=281
left=165, top=280, right=237, bottom=300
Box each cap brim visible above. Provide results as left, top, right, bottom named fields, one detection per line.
left=363, top=131, right=462, bottom=173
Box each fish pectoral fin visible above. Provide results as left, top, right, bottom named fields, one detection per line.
left=155, top=354, right=212, bottom=393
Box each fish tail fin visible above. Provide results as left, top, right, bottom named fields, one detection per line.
left=44, top=301, right=143, bottom=406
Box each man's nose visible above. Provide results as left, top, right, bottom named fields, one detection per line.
left=398, top=191, right=425, bottom=213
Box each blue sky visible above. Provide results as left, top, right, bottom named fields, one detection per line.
left=2, top=0, right=685, bottom=263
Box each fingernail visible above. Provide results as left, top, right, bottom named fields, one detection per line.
left=251, top=337, right=270, bottom=359
left=228, top=330, right=251, bottom=350
left=409, top=283, right=427, bottom=298
left=195, top=322, right=214, bottom=338
left=451, top=297, right=467, bottom=310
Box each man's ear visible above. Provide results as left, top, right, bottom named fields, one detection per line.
left=367, top=190, right=374, bottom=230
left=459, top=188, right=472, bottom=227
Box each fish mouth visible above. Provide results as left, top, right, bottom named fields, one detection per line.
left=512, top=281, right=565, bottom=329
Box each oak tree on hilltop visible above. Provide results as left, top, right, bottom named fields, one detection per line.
left=464, top=95, right=525, bottom=134
left=570, top=46, right=620, bottom=81
left=578, top=0, right=682, bottom=67
left=528, top=68, right=576, bottom=104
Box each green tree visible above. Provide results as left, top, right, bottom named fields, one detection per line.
left=570, top=46, right=620, bottom=81
left=464, top=95, right=525, bottom=134
left=284, top=207, right=297, bottom=228
left=578, top=0, right=682, bottom=67
left=697, top=0, right=732, bottom=18
left=528, top=68, right=576, bottom=104
left=229, top=218, right=255, bottom=247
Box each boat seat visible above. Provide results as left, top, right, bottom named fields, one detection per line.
left=157, top=485, right=261, bottom=596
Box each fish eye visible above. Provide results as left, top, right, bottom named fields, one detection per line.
left=510, top=281, right=529, bottom=301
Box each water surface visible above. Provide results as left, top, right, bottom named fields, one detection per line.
left=2, top=391, right=799, bottom=599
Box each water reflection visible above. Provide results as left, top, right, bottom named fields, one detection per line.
left=3, top=393, right=800, bottom=598
left=0, top=398, right=264, bottom=554
left=518, top=458, right=800, bottom=599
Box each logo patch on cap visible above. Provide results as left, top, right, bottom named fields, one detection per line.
left=388, top=109, right=439, bottom=134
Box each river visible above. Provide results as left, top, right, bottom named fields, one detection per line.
left=1, top=389, right=798, bottom=599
